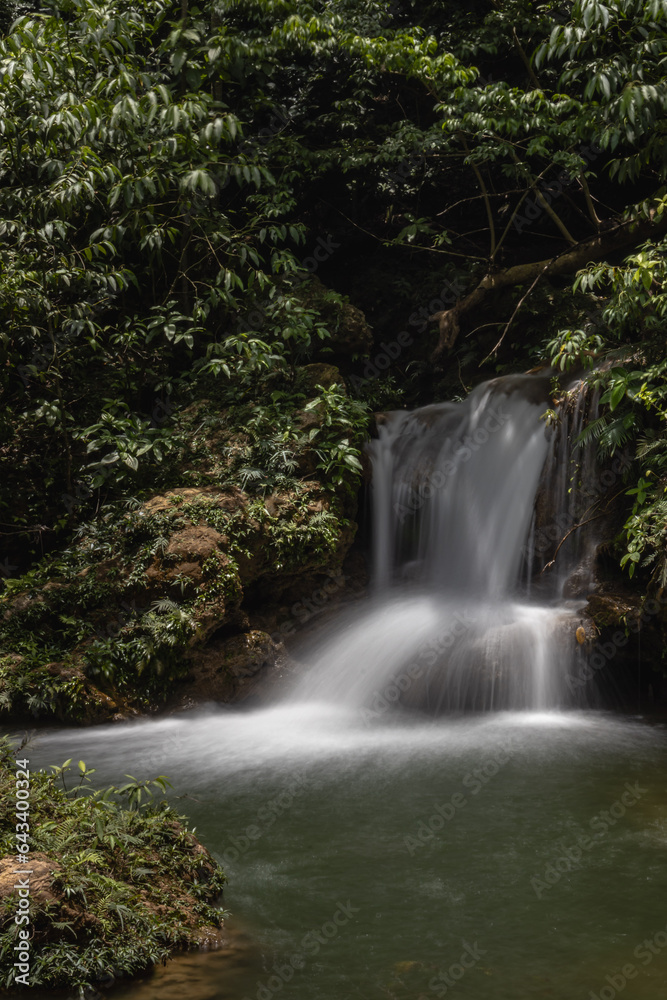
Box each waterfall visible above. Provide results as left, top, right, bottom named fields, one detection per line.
left=293, top=374, right=598, bottom=713
left=530, top=381, right=601, bottom=600
left=370, top=377, right=551, bottom=597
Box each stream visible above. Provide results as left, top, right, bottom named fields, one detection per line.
left=18, top=374, right=667, bottom=998
left=26, top=705, right=667, bottom=1000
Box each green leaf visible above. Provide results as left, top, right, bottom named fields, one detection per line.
left=609, top=383, right=626, bottom=411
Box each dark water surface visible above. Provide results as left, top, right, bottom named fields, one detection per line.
left=24, top=706, right=667, bottom=1000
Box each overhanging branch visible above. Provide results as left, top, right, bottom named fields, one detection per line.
left=428, top=213, right=667, bottom=357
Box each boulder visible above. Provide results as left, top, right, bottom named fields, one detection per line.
left=183, top=630, right=279, bottom=702
left=0, top=853, right=60, bottom=903
left=294, top=276, right=374, bottom=357
left=166, top=526, right=226, bottom=561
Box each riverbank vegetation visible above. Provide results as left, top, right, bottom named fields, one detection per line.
left=2, top=0, right=667, bottom=716
left=0, top=736, right=227, bottom=991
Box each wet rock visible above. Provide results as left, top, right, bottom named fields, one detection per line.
left=584, top=592, right=640, bottom=629
left=182, top=630, right=279, bottom=702
left=218, top=631, right=277, bottom=678
left=0, top=853, right=61, bottom=903
left=562, top=566, right=596, bottom=599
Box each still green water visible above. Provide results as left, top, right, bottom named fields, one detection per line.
left=28, top=706, right=667, bottom=1000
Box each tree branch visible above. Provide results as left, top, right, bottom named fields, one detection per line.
left=461, top=136, right=496, bottom=262
left=428, top=212, right=667, bottom=357
left=508, top=147, right=577, bottom=245
left=512, top=27, right=541, bottom=90
left=579, top=172, right=602, bottom=229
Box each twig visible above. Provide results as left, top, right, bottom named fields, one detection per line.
left=540, top=513, right=605, bottom=573
left=512, top=27, right=541, bottom=89
left=541, top=488, right=628, bottom=572
left=482, top=259, right=553, bottom=360
left=461, top=135, right=496, bottom=262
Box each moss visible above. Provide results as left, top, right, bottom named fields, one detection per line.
left=0, top=738, right=226, bottom=991
left=585, top=593, right=640, bottom=630
left=0, top=489, right=355, bottom=722
left=0, top=389, right=363, bottom=722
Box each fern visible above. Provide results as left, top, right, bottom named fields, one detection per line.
left=150, top=598, right=179, bottom=614
left=150, top=536, right=169, bottom=556
left=69, top=849, right=105, bottom=867
left=238, top=466, right=266, bottom=489
left=54, top=817, right=81, bottom=852
left=636, top=434, right=667, bottom=459
left=577, top=413, right=635, bottom=458
left=308, top=511, right=336, bottom=527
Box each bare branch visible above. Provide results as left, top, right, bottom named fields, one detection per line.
left=428, top=212, right=667, bottom=356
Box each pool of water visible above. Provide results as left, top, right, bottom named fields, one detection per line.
left=24, top=705, right=667, bottom=1000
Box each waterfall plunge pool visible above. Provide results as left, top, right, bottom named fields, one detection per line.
left=24, top=705, right=667, bottom=1000
left=16, top=375, right=665, bottom=998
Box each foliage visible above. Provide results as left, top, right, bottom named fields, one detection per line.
left=3, top=0, right=667, bottom=619
left=0, top=737, right=227, bottom=991
left=547, top=231, right=667, bottom=583
left=304, top=384, right=367, bottom=488
left=0, top=0, right=375, bottom=565
left=0, top=394, right=357, bottom=719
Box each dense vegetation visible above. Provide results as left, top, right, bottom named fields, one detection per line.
left=0, top=737, right=226, bottom=990
left=1, top=0, right=667, bottom=714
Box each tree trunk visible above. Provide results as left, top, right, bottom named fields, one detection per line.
left=429, top=213, right=667, bottom=357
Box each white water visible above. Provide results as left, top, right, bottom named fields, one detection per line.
left=294, top=375, right=589, bottom=712
left=27, top=705, right=667, bottom=1000
left=24, top=375, right=661, bottom=1000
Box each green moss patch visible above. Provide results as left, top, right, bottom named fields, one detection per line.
left=0, top=740, right=226, bottom=991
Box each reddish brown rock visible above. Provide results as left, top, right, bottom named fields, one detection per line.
left=0, top=853, right=61, bottom=904
left=166, top=526, right=225, bottom=562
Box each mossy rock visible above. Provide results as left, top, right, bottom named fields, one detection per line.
left=0, top=480, right=356, bottom=722
left=0, top=740, right=227, bottom=991
left=585, top=592, right=640, bottom=629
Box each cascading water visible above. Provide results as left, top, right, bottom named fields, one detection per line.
left=294, top=374, right=595, bottom=712
left=530, top=379, right=601, bottom=600
left=28, top=378, right=667, bottom=1000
